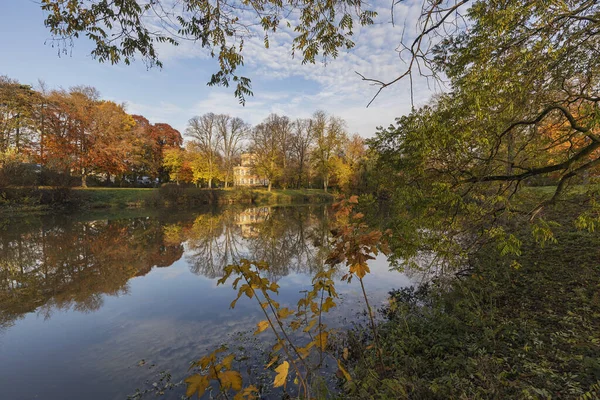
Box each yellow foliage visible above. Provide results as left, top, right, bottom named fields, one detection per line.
left=349, top=262, right=370, bottom=279
left=218, top=370, right=243, bottom=391
left=273, top=361, right=289, bottom=388
left=265, top=355, right=279, bottom=369
left=276, top=307, right=295, bottom=319
left=233, top=385, right=259, bottom=400
left=254, top=320, right=269, bottom=335
left=185, top=374, right=210, bottom=398
left=337, top=359, right=352, bottom=381
left=315, top=331, right=328, bottom=351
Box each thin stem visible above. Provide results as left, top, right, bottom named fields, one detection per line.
left=358, top=277, right=384, bottom=370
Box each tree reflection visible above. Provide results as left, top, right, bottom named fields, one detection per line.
left=0, top=215, right=184, bottom=329
left=0, top=206, right=331, bottom=329
left=185, top=205, right=332, bottom=280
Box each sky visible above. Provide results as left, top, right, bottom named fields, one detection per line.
left=0, top=0, right=439, bottom=138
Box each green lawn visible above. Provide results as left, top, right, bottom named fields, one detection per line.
left=72, top=187, right=158, bottom=208
left=72, top=187, right=333, bottom=208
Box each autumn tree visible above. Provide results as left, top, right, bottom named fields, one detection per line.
left=186, top=114, right=223, bottom=188
left=217, top=115, right=248, bottom=188
left=0, top=76, right=40, bottom=154
left=162, top=147, right=191, bottom=185
left=131, top=115, right=182, bottom=183
left=311, top=111, right=347, bottom=192
left=89, top=101, right=136, bottom=183
left=251, top=121, right=282, bottom=192
left=270, top=114, right=294, bottom=189
left=43, top=86, right=101, bottom=187
left=290, top=118, right=315, bottom=188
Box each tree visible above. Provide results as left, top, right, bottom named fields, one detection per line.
left=217, top=115, right=248, bottom=188
left=251, top=121, right=281, bottom=192
left=131, top=115, right=183, bottom=183
left=186, top=113, right=223, bottom=188
left=270, top=114, right=293, bottom=189
left=89, top=101, right=136, bottom=182
left=0, top=76, right=40, bottom=154
left=311, top=111, right=347, bottom=192
left=290, top=118, right=315, bottom=188
left=163, top=147, right=188, bottom=185
left=40, top=0, right=377, bottom=104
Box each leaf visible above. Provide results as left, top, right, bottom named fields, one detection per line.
left=337, top=359, right=352, bottom=381
left=185, top=374, right=210, bottom=398
left=321, top=297, right=336, bottom=312
left=233, top=385, right=259, bottom=400
left=254, top=320, right=269, bottom=335
left=219, top=370, right=243, bottom=391
left=273, top=361, right=289, bottom=388
left=265, top=355, right=279, bottom=369
left=277, top=307, right=294, bottom=319
left=303, top=318, right=317, bottom=333
left=343, top=347, right=349, bottom=360
left=349, top=262, right=370, bottom=279
left=221, top=354, right=235, bottom=370
left=315, top=331, right=328, bottom=351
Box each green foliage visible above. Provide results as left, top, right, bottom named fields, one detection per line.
left=40, top=0, right=377, bottom=104
left=345, top=205, right=600, bottom=399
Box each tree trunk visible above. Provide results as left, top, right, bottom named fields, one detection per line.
left=268, top=181, right=272, bottom=192
left=208, top=178, right=212, bottom=189
left=81, top=171, right=87, bottom=188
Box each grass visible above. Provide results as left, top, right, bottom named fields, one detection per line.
left=22, top=186, right=335, bottom=210
left=344, top=195, right=600, bottom=399
left=73, top=187, right=157, bottom=208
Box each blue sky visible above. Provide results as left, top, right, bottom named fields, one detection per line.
left=0, top=0, right=436, bottom=137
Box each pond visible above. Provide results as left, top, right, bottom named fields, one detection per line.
left=0, top=205, right=413, bottom=400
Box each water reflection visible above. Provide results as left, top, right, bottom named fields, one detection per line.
left=0, top=206, right=330, bottom=329
left=185, top=206, right=331, bottom=280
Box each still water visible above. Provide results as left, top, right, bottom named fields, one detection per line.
left=0, top=205, right=412, bottom=399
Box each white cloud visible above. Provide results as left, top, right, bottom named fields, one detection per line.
left=125, top=0, right=443, bottom=137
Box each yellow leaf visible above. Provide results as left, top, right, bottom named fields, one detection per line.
left=315, top=331, right=328, bottom=352
left=343, top=347, right=349, bottom=360
left=273, top=361, right=289, bottom=388
left=297, top=342, right=315, bottom=359
left=234, top=385, right=259, bottom=400
left=303, top=318, right=317, bottom=333
left=290, top=320, right=302, bottom=331
left=221, top=354, right=235, bottom=370
left=322, top=297, right=336, bottom=312
left=219, top=370, right=243, bottom=391
left=337, top=359, right=352, bottom=381
left=265, top=355, right=278, bottom=369
left=349, top=262, right=370, bottom=279
left=185, top=374, right=210, bottom=398
left=277, top=307, right=294, bottom=319
left=254, top=320, right=269, bottom=335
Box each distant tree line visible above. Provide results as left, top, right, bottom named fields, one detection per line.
left=0, top=75, right=183, bottom=188
left=1, top=76, right=370, bottom=192
left=169, top=110, right=369, bottom=192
